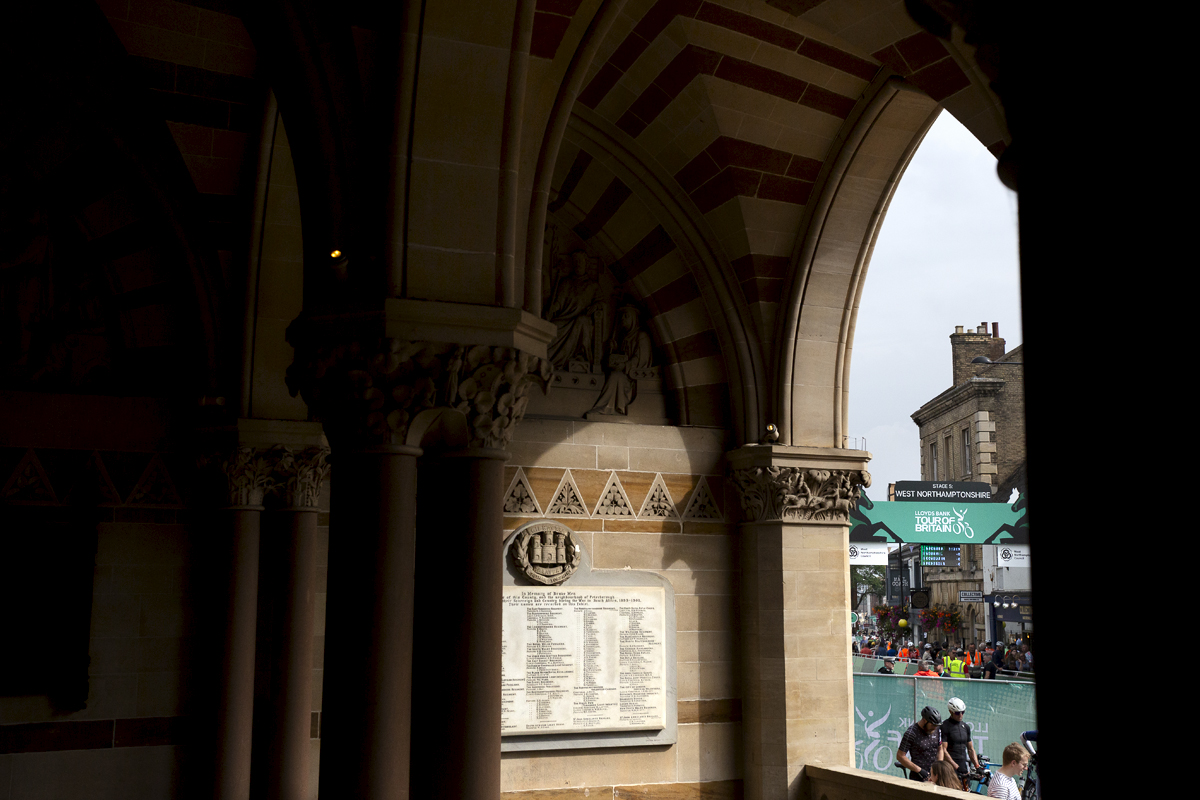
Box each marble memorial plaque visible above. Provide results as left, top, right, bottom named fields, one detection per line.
left=501, top=585, right=667, bottom=736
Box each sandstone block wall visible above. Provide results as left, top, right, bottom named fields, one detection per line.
left=500, top=420, right=743, bottom=797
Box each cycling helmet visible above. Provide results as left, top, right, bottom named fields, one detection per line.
left=948, top=697, right=966, bottom=713
left=920, top=706, right=941, bottom=725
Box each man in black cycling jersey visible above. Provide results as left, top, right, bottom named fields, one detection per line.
left=939, top=697, right=981, bottom=787
left=897, top=706, right=943, bottom=781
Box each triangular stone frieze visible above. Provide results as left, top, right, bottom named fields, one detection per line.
left=681, top=475, right=721, bottom=520
left=592, top=471, right=635, bottom=517
left=637, top=473, right=678, bottom=519
left=126, top=454, right=182, bottom=506
left=71, top=450, right=122, bottom=505
left=545, top=470, right=589, bottom=517
left=1, top=449, right=58, bottom=504
left=502, top=467, right=543, bottom=516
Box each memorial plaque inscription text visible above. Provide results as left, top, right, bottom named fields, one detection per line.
left=501, top=586, right=667, bottom=736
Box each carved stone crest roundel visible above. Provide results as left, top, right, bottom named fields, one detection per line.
left=511, top=521, right=583, bottom=585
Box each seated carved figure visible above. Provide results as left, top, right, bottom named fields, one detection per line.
left=545, top=251, right=603, bottom=372
left=589, top=304, right=652, bottom=415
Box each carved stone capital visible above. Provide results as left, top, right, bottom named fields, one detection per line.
left=730, top=466, right=870, bottom=523
left=287, top=328, right=552, bottom=450
left=726, top=443, right=871, bottom=524
left=272, top=446, right=331, bottom=509
left=216, top=447, right=276, bottom=509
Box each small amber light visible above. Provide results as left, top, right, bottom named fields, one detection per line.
left=330, top=249, right=342, bottom=258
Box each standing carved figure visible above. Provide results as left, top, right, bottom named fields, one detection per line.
left=545, top=251, right=603, bottom=371
left=589, top=304, right=652, bottom=416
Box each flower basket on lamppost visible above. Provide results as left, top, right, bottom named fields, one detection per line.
left=918, top=605, right=963, bottom=641
left=872, top=604, right=911, bottom=641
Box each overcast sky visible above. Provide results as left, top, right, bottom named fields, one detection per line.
left=848, top=112, right=1021, bottom=498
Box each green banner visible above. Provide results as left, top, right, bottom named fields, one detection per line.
left=850, top=492, right=1027, bottom=545
left=852, top=675, right=1037, bottom=774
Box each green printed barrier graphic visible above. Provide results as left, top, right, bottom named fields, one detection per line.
left=850, top=492, right=1027, bottom=545
left=853, top=657, right=918, bottom=675
left=852, top=676, right=1037, bottom=775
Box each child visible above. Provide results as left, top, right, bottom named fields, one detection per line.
left=986, top=742, right=1029, bottom=800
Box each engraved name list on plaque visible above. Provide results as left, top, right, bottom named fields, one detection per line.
left=501, top=585, right=667, bottom=736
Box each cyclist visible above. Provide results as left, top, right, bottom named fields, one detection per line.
left=987, top=742, right=1029, bottom=800
left=896, top=706, right=943, bottom=781
left=939, top=697, right=981, bottom=788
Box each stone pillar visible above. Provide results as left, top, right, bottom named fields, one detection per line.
left=285, top=303, right=554, bottom=799
left=254, top=446, right=330, bottom=800
left=212, top=448, right=275, bottom=800
left=728, top=445, right=871, bottom=800
left=318, top=443, right=421, bottom=800
left=410, top=447, right=507, bottom=800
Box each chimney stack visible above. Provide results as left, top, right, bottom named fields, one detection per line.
left=950, top=323, right=1008, bottom=385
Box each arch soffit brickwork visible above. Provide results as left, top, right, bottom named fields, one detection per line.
left=564, top=107, right=766, bottom=444
left=775, top=75, right=940, bottom=447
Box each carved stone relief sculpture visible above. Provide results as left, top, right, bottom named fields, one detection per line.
left=536, top=221, right=664, bottom=421
left=545, top=250, right=605, bottom=373
left=588, top=303, right=654, bottom=417
left=511, top=520, right=584, bottom=585
left=730, top=467, right=871, bottom=523
left=286, top=331, right=552, bottom=450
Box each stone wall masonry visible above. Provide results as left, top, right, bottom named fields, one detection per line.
left=501, top=421, right=741, bottom=793
left=510, top=420, right=730, bottom=476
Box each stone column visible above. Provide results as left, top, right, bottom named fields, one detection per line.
left=254, top=446, right=330, bottom=800
left=728, top=445, right=871, bottom=800
left=285, top=303, right=554, bottom=799
left=409, top=447, right=507, bottom=800
left=212, top=448, right=275, bottom=800
left=318, top=443, right=422, bottom=800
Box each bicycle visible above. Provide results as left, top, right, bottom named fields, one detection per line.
left=965, top=756, right=996, bottom=795
left=1019, top=733, right=1038, bottom=800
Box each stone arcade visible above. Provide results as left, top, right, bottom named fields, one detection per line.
left=0, top=1, right=1072, bottom=799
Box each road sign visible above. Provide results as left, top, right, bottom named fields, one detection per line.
left=959, top=591, right=983, bottom=602
left=851, top=612, right=859, bottom=623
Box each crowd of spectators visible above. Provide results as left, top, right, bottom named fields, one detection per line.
left=852, top=633, right=1033, bottom=678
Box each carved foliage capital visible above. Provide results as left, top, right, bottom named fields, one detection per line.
left=287, top=334, right=551, bottom=450
left=273, top=446, right=330, bottom=509
left=216, top=447, right=276, bottom=508
left=730, top=466, right=871, bottom=523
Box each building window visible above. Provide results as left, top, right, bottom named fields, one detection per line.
left=962, top=427, right=972, bottom=475
left=945, top=433, right=953, bottom=478
left=929, top=441, right=938, bottom=480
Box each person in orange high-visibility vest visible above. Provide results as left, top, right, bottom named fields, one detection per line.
left=964, top=644, right=983, bottom=678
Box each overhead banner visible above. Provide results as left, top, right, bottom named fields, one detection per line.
left=851, top=492, right=1027, bottom=545
left=893, top=481, right=993, bottom=502
left=848, top=543, right=889, bottom=565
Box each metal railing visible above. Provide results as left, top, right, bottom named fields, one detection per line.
left=853, top=653, right=1035, bottom=682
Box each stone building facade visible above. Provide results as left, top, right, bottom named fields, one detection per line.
left=910, top=323, right=1025, bottom=645
left=0, top=2, right=1066, bottom=799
